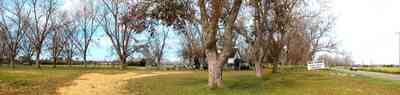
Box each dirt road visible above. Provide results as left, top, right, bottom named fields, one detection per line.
left=57, top=72, right=187, bottom=95
left=331, top=68, right=400, bottom=80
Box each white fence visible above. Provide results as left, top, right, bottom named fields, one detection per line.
left=307, top=63, right=326, bottom=70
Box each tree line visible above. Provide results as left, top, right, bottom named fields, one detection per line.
left=0, top=0, right=336, bottom=89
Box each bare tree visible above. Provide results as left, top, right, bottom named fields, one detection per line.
left=285, top=22, right=311, bottom=65
left=126, top=0, right=196, bottom=67
left=28, top=0, right=58, bottom=68
left=20, top=32, right=35, bottom=65
left=0, top=0, right=30, bottom=68
left=65, top=24, right=78, bottom=67
left=298, top=0, right=337, bottom=63
left=305, top=16, right=336, bottom=62
left=319, top=53, right=352, bottom=66
left=58, top=15, right=79, bottom=67
left=251, top=0, right=268, bottom=77
left=243, top=0, right=305, bottom=75
left=0, top=31, right=5, bottom=64
left=0, top=30, right=6, bottom=64
left=263, top=0, right=301, bottom=73
left=198, top=0, right=243, bottom=88
left=182, top=23, right=205, bottom=69
left=73, top=2, right=98, bottom=68
left=139, top=24, right=170, bottom=67
left=153, top=29, right=169, bottom=66
left=99, top=0, right=145, bottom=69
left=0, top=3, right=7, bottom=64
left=49, top=12, right=73, bottom=68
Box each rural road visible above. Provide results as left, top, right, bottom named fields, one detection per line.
left=57, top=72, right=188, bottom=95
left=331, top=68, right=400, bottom=80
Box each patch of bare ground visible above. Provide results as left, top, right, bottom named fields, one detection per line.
left=57, top=71, right=189, bottom=95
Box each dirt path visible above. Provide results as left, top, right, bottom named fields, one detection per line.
left=57, top=72, right=187, bottom=95
left=331, top=68, right=400, bottom=80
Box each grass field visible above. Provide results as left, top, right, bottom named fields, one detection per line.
left=1, top=65, right=400, bottom=95
left=127, top=70, right=400, bottom=95
left=357, top=67, right=400, bottom=74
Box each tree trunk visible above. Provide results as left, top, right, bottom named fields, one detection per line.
left=84, top=53, right=87, bottom=68
left=52, top=57, right=57, bottom=68
left=207, top=52, right=224, bottom=89
left=255, top=62, right=263, bottom=77
left=68, top=58, right=72, bottom=67
left=119, top=57, right=126, bottom=70
left=156, top=56, right=161, bottom=66
left=35, top=49, right=41, bottom=69
left=67, top=49, right=72, bottom=67
left=9, top=57, right=15, bottom=68
left=207, top=53, right=217, bottom=88
left=200, top=57, right=206, bottom=70
left=253, top=0, right=266, bottom=77
left=9, top=48, right=17, bottom=68
left=188, top=56, right=192, bottom=68
left=215, top=62, right=224, bottom=87
left=199, top=0, right=242, bottom=89
left=272, top=63, right=279, bottom=73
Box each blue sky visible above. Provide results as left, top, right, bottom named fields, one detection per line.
left=61, top=0, right=400, bottom=65
left=84, top=24, right=184, bottom=62
left=61, top=0, right=185, bottom=62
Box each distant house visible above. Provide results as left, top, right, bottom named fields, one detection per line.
left=218, top=47, right=250, bottom=70
left=227, top=51, right=241, bottom=65
left=216, top=47, right=241, bottom=64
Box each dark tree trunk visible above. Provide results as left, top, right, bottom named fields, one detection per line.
left=68, top=58, right=72, bottom=67
left=119, top=57, right=126, bottom=70
left=84, top=52, right=87, bottom=68
left=272, top=63, right=279, bottom=73
left=9, top=57, right=15, bottom=68
left=52, top=57, right=57, bottom=68
left=9, top=46, right=18, bottom=68
left=35, top=49, right=41, bottom=69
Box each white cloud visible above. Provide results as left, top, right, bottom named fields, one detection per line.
left=97, top=35, right=113, bottom=48
left=61, top=0, right=83, bottom=12
left=61, top=0, right=96, bottom=14
left=333, top=0, right=400, bottom=65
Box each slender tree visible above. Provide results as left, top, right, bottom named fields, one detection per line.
left=28, top=0, right=57, bottom=68
left=74, top=2, right=98, bottom=68
left=0, top=2, right=7, bottom=64
left=99, top=0, right=146, bottom=69
left=251, top=0, right=268, bottom=77
left=49, top=12, right=73, bottom=68
left=0, top=0, right=30, bottom=68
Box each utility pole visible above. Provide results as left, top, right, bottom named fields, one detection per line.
left=396, top=32, right=400, bottom=66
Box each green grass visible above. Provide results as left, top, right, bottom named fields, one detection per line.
left=127, top=70, right=400, bottom=95
left=0, top=67, right=81, bottom=95
left=358, top=67, right=400, bottom=74
left=0, top=65, right=139, bottom=95
left=265, top=70, right=400, bottom=95
left=2, top=65, right=400, bottom=95
left=127, top=71, right=266, bottom=95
